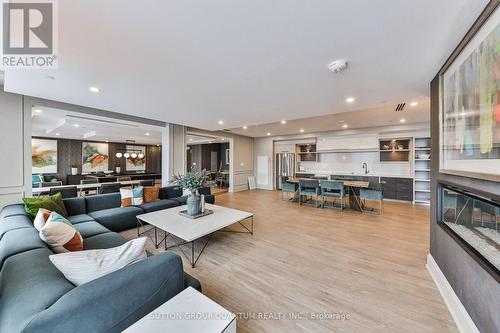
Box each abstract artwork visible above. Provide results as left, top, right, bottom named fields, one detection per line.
left=441, top=8, right=500, bottom=180
left=82, top=142, right=109, bottom=172
left=126, top=145, right=146, bottom=171
left=32, top=139, right=57, bottom=174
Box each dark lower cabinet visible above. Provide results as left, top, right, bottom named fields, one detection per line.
left=295, top=173, right=313, bottom=178
left=381, top=177, right=413, bottom=201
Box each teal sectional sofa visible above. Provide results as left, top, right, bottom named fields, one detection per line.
left=0, top=186, right=212, bottom=332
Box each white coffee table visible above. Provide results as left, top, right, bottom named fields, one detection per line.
left=123, top=287, right=236, bottom=333
left=136, top=204, right=253, bottom=267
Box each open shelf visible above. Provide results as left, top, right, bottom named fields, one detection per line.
left=413, top=137, right=431, bottom=205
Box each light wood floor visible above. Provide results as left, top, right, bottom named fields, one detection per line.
left=122, top=190, right=457, bottom=333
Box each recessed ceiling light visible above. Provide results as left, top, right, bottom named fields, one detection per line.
left=218, top=120, right=224, bottom=125
left=400, top=118, right=406, bottom=123
left=189, top=138, right=193, bottom=141
left=280, top=120, right=286, bottom=124
left=73, top=124, right=79, bottom=127
left=342, top=124, right=348, bottom=128
left=267, top=132, right=271, bottom=136
left=243, top=126, right=248, bottom=130
left=300, top=129, right=304, bottom=133
left=145, top=132, right=150, bottom=136
left=55, top=133, right=60, bottom=136
left=209, top=141, right=213, bottom=144
left=346, top=97, right=355, bottom=103
left=89, top=86, right=99, bottom=93
left=34, top=109, right=42, bottom=113
left=410, top=102, right=418, bottom=106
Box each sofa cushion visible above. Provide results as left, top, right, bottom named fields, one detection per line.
left=83, top=232, right=127, bottom=250
left=0, top=248, right=75, bottom=333
left=88, top=206, right=144, bottom=232
left=67, top=214, right=95, bottom=224
left=73, top=221, right=110, bottom=238
left=0, top=204, right=27, bottom=218
left=0, top=228, right=47, bottom=267
left=63, top=197, right=86, bottom=216
left=171, top=196, right=188, bottom=205
left=85, top=193, right=121, bottom=213
left=159, top=186, right=183, bottom=199
left=139, top=199, right=179, bottom=213
left=0, top=215, right=33, bottom=240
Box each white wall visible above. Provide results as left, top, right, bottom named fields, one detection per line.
left=254, top=137, right=273, bottom=190
left=0, top=91, right=29, bottom=209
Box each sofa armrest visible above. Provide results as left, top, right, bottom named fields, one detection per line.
left=25, top=252, right=185, bottom=333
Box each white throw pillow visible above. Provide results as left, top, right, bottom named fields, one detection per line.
left=33, top=208, right=52, bottom=231
left=49, top=237, right=147, bottom=286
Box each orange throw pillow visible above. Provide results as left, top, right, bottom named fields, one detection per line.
left=144, top=186, right=159, bottom=203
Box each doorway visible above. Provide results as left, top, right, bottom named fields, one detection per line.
left=186, top=132, right=230, bottom=194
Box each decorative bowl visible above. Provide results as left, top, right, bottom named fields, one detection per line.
left=418, top=153, right=430, bottom=159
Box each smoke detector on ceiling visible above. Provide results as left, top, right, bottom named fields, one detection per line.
left=328, top=59, right=348, bottom=73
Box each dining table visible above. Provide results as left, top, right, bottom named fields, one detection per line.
left=32, top=180, right=142, bottom=196
left=286, top=178, right=370, bottom=212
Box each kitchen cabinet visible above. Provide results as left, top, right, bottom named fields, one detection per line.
left=295, top=173, right=313, bottom=178
left=297, top=144, right=317, bottom=162
left=381, top=177, right=413, bottom=201
left=316, top=135, right=378, bottom=152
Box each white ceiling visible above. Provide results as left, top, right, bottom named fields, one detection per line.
left=229, top=103, right=429, bottom=137
left=31, top=106, right=163, bottom=144
left=4, top=0, right=488, bottom=133
left=186, top=133, right=229, bottom=145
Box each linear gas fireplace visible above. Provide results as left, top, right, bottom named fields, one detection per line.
left=440, top=185, right=500, bottom=275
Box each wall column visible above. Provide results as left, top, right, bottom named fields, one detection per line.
left=161, top=123, right=186, bottom=186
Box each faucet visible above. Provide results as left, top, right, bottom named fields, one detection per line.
left=362, top=162, right=369, bottom=174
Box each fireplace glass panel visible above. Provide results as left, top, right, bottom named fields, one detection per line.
left=441, top=186, right=500, bottom=272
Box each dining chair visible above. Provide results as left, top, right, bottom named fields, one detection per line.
left=49, top=186, right=78, bottom=199
left=41, top=181, right=62, bottom=187
left=80, top=179, right=98, bottom=196
left=281, top=176, right=298, bottom=201
left=99, top=183, right=121, bottom=194
left=116, top=176, right=132, bottom=182
left=320, top=180, right=345, bottom=210
left=298, top=179, right=320, bottom=207
left=139, top=179, right=155, bottom=187
left=359, top=182, right=384, bottom=215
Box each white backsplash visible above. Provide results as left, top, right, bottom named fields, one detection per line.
left=299, top=152, right=412, bottom=176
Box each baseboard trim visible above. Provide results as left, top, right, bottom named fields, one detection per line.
left=426, top=254, right=479, bottom=333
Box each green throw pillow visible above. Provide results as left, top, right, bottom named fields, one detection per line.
left=23, top=192, right=68, bottom=218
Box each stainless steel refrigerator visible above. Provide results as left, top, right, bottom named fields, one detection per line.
left=276, top=153, right=295, bottom=190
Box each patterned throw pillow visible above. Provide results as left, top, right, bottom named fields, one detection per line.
left=33, top=208, right=52, bottom=231
left=120, top=186, right=144, bottom=207
left=143, top=186, right=159, bottom=203
left=39, top=212, right=83, bottom=253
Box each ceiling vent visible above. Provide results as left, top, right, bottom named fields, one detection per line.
left=395, top=103, right=406, bottom=112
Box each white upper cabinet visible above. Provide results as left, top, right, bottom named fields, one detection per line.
left=316, top=134, right=378, bottom=151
